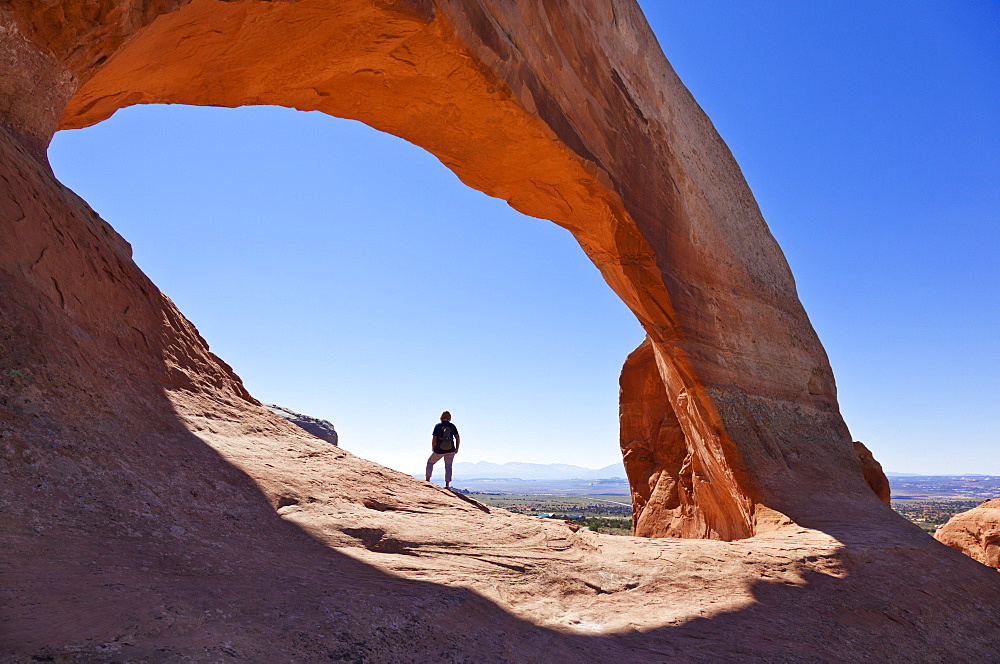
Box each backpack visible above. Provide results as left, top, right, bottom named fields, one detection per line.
left=437, top=422, right=455, bottom=451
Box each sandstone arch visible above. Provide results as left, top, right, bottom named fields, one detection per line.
left=2, top=0, right=892, bottom=540
left=8, top=2, right=1000, bottom=660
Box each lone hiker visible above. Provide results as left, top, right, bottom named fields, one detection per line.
left=426, top=410, right=460, bottom=489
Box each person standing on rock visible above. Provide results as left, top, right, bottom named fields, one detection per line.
left=425, top=411, right=460, bottom=489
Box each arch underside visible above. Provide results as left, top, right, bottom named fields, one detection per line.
left=7, top=0, right=887, bottom=540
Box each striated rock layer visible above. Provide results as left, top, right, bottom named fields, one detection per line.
left=936, top=499, right=1000, bottom=570
left=1, top=0, right=998, bottom=660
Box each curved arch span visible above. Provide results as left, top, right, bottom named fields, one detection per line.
left=6, top=0, right=888, bottom=539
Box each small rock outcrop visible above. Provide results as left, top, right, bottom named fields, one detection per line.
left=264, top=403, right=338, bottom=446
left=853, top=441, right=891, bottom=506
left=936, top=499, right=1000, bottom=570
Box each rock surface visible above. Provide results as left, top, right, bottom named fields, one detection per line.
left=265, top=403, right=338, bottom=446
left=0, top=0, right=998, bottom=660
left=853, top=440, right=892, bottom=506
left=7, top=0, right=886, bottom=540
left=936, top=499, right=1000, bottom=570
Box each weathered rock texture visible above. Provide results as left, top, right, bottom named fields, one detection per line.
left=936, top=499, right=1000, bottom=570
left=852, top=440, right=892, bottom=507
left=265, top=403, right=338, bottom=446
left=1, top=0, right=998, bottom=660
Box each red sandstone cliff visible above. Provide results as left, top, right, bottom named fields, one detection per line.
left=1, top=0, right=997, bottom=660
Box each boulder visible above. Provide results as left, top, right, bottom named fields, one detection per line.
left=936, top=499, right=1000, bottom=570
left=265, top=403, right=338, bottom=446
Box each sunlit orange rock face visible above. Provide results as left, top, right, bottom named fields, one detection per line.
left=3, top=0, right=999, bottom=660
left=620, top=337, right=756, bottom=539
left=936, top=500, right=1000, bottom=570
left=852, top=440, right=892, bottom=506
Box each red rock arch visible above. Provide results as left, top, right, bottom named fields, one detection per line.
left=3, top=0, right=887, bottom=539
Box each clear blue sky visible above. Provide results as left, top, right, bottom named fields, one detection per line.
left=48, top=1, right=999, bottom=475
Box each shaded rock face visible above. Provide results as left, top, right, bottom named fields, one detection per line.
left=265, top=403, right=338, bottom=446
left=2, top=1, right=999, bottom=660
left=936, top=500, right=1000, bottom=570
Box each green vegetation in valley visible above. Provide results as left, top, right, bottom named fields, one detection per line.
left=574, top=516, right=633, bottom=536
left=468, top=493, right=634, bottom=535
left=465, top=491, right=985, bottom=537
left=891, top=499, right=982, bottom=534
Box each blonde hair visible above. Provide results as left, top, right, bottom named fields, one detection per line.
left=440, top=411, right=452, bottom=421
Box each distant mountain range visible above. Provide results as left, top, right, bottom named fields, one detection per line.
left=885, top=472, right=996, bottom=477
left=428, top=463, right=997, bottom=498
left=450, top=461, right=626, bottom=480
